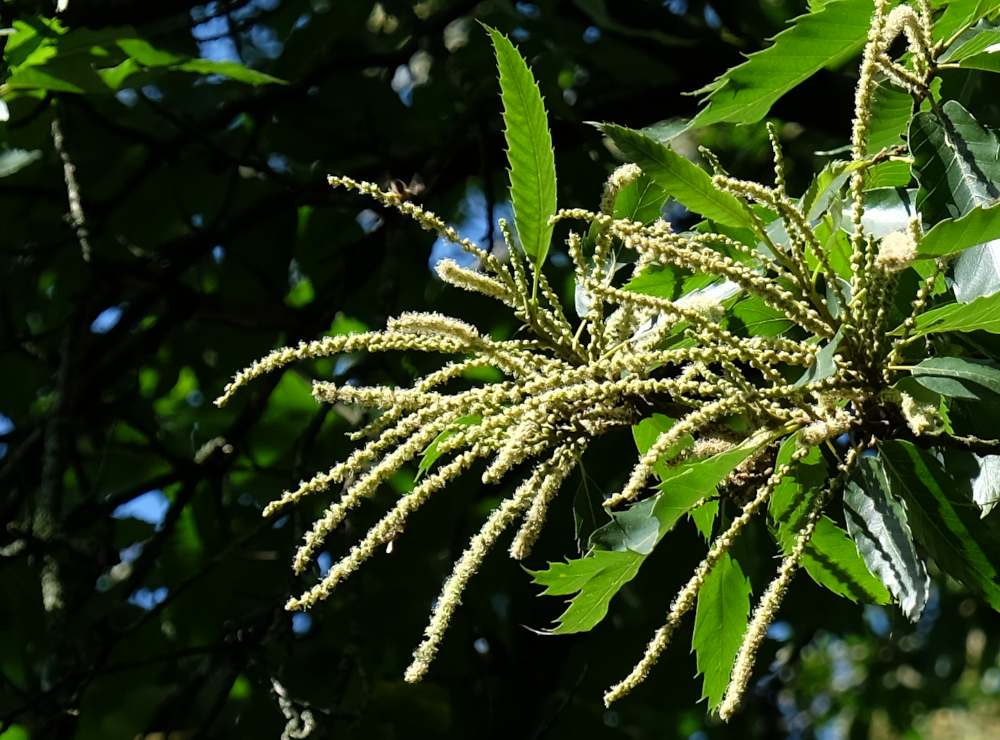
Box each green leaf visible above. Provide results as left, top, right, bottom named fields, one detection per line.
left=631, top=413, right=693, bottom=479
left=486, top=26, right=557, bottom=267
left=727, top=295, right=793, bottom=338
left=903, top=291, right=1000, bottom=335
left=622, top=262, right=713, bottom=301
left=172, top=59, right=286, bottom=85
left=865, top=79, right=915, bottom=188
left=688, top=0, right=875, bottom=128
left=916, top=204, right=1000, bottom=259
left=911, top=102, right=1000, bottom=301
left=939, top=24, right=1000, bottom=63
left=801, top=160, right=856, bottom=221
left=844, top=455, right=930, bottom=621
left=855, top=187, right=918, bottom=239
left=794, top=330, right=842, bottom=388
left=690, top=499, right=719, bottom=540
left=910, top=356, right=1000, bottom=399
left=770, top=434, right=890, bottom=603
left=910, top=100, right=1000, bottom=226
left=417, top=416, right=481, bottom=480
left=613, top=173, right=668, bottom=225
left=98, top=57, right=140, bottom=90
left=593, top=437, right=759, bottom=554
left=934, top=1, right=1000, bottom=44
left=528, top=549, right=645, bottom=633
left=693, top=552, right=751, bottom=711
left=590, top=496, right=661, bottom=554
left=953, top=237, right=1000, bottom=303
left=596, top=123, right=753, bottom=229
left=652, top=440, right=765, bottom=531
left=880, top=440, right=1000, bottom=612
left=117, top=38, right=183, bottom=66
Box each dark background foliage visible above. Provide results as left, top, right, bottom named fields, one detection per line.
left=2, top=0, right=1000, bottom=738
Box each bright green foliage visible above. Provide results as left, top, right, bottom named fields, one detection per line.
left=1, top=18, right=282, bottom=105
left=904, top=291, right=1000, bottom=335
left=916, top=204, right=1000, bottom=259
left=21, top=1, right=1000, bottom=736
left=689, top=0, right=875, bottom=127
left=693, top=552, right=751, bottom=711
left=486, top=27, right=558, bottom=271
left=770, top=436, right=890, bottom=603
left=528, top=550, right=645, bottom=634
left=597, top=123, right=753, bottom=228
left=910, top=356, right=1000, bottom=399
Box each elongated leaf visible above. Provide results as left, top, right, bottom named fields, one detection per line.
left=486, top=27, right=557, bottom=266
left=528, top=549, right=644, bottom=633
left=910, top=356, right=1000, bottom=399
left=844, top=456, right=929, bottom=621
left=880, top=440, right=1000, bottom=612
left=597, top=123, right=753, bottom=229
left=770, top=434, right=891, bottom=603
left=940, top=26, right=1000, bottom=63
left=916, top=204, right=1000, bottom=259
left=117, top=38, right=183, bottom=66
left=594, top=437, right=762, bottom=554
left=689, top=0, right=875, bottom=128
left=693, top=552, right=751, bottom=711
left=971, top=455, right=1000, bottom=517
left=623, top=262, right=712, bottom=301
left=934, top=1, right=1000, bottom=44
left=909, top=102, right=1000, bottom=301
left=173, top=59, right=286, bottom=85
left=904, top=292, right=1000, bottom=335
left=801, top=160, right=856, bottom=221
left=854, top=187, right=918, bottom=239
left=910, top=100, right=1000, bottom=226
left=952, top=50, right=1000, bottom=73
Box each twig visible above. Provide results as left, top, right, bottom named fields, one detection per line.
left=51, top=118, right=91, bottom=262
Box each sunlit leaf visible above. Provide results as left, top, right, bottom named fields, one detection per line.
left=916, top=203, right=1000, bottom=259
left=613, top=172, right=668, bottom=225
left=689, top=0, right=875, bottom=128
left=528, top=549, right=644, bottom=634
left=910, top=356, right=1000, bottom=399
left=693, top=552, right=751, bottom=711
left=902, top=291, right=1000, bottom=335
left=596, top=123, right=754, bottom=229
left=770, top=434, right=891, bottom=603
left=486, top=26, right=557, bottom=267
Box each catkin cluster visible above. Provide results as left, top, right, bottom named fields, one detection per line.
left=217, top=0, right=942, bottom=719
